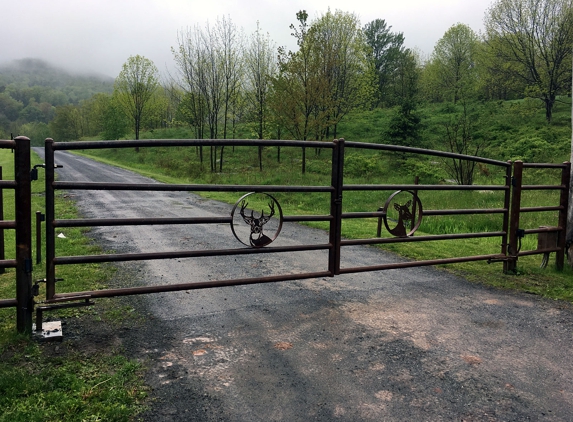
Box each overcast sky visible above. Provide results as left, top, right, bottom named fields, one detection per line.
left=3, top=0, right=494, bottom=78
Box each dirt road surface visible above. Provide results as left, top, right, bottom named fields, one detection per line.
left=34, top=148, right=573, bottom=421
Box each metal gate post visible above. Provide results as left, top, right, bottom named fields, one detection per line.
left=556, top=162, right=571, bottom=270
left=44, top=138, right=56, bottom=300
left=507, top=160, right=523, bottom=273
left=502, top=162, right=512, bottom=273
left=329, top=138, right=345, bottom=275
left=14, top=136, right=33, bottom=333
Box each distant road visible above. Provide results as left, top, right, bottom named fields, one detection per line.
left=33, top=147, right=573, bottom=421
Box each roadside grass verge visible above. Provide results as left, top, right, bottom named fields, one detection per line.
left=0, top=149, right=147, bottom=422
left=76, top=142, right=573, bottom=303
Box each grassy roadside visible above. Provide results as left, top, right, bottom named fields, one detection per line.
left=0, top=148, right=147, bottom=422
left=77, top=141, right=573, bottom=303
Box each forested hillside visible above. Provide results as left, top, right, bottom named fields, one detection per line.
left=0, top=58, right=113, bottom=142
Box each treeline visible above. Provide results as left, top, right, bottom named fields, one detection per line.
left=8, top=0, right=572, bottom=174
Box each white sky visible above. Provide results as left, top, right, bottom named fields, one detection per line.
left=2, top=0, right=494, bottom=78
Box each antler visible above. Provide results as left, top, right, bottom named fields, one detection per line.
left=260, top=201, right=275, bottom=225
left=240, top=200, right=254, bottom=224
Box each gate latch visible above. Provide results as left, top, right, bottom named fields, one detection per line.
left=30, top=163, right=64, bottom=181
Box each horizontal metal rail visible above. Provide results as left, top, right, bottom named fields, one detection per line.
left=0, top=298, right=17, bottom=308
left=0, top=220, right=16, bottom=229
left=0, top=140, right=16, bottom=149
left=54, top=243, right=332, bottom=265
left=344, top=141, right=511, bottom=167
left=341, top=231, right=506, bottom=246
left=53, top=139, right=335, bottom=150
left=523, top=227, right=562, bottom=234
left=53, top=181, right=334, bottom=193
left=339, top=254, right=506, bottom=274
left=522, top=163, right=569, bottom=169
left=55, top=214, right=333, bottom=228
left=343, top=184, right=508, bottom=191
left=521, top=185, right=567, bottom=190
left=51, top=270, right=334, bottom=300
left=0, top=181, right=16, bottom=189
left=0, top=259, right=18, bottom=268
left=517, top=247, right=561, bottom=257
left=520, top=206, right=563, bottom=213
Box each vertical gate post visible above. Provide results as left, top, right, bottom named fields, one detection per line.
left=502, top=162, right=512, bottom=273
left=556, top=161, right=571, bottom=270
left=329, top=138, right=345, bottom=275
left=0, top=166, right=5, bottom=274
left=14, top=136, right=33, bottom=333
left=507, top=160, right=523, bottom=273
left=44, top=138, right=56, bottom=300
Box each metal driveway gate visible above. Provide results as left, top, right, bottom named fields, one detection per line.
left=0, top=137, right=570, bottom=333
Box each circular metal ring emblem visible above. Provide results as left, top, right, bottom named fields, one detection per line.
left=231, top=193, right=283, bottom=248
left=382, top=190, right=423, bottom=237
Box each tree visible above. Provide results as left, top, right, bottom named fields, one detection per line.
left=272, top=10, right=374, bottom=173
left=363, top=19, right=406, bottom=107
left=114, top=55, right=160, bottom=140
left=173, top=19, right=238, bottom=171
left=427, top=23, right=479, bottom=104
left=484, top=0, right=573, bottom=122
left=245, top=22, right=277, bottom=170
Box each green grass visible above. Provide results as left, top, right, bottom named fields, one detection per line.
left=0, top=149, right=147, bottom=421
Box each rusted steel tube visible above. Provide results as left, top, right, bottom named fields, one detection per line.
left=0, top=298, right=17, bottom=308
left=45, top=138, right=56, bottom=300
left=52, top=181, right=334, bottom=193
left=521, top=185, right=566, bottom=190
left=344, top=141, right=511, bottom=166
left=341, top=231, right=506, bottom=246
left=283, top=215, right=332, bottom=222
left=55, top=216, right=233, bottom=227
left=0, top=140, right=16, bottom=148
left=339, top=254, right=506, bottom=274
left=0, top=166, right=4, bottom=274
left=343, top=184, right=508, bottom=191
left=422, top=208, right=507, bottom=216
left=0, top=259, right=18, bottom=268
left=14, top=136, right=32, bottom=334
left=54, top=243, right=332, bottom=265
left=52, top=270, right=334, bottom=300
left=507, top=161, right=523, bottom=272
left=522, top=163, right=569, bottom=169
left=519, top=206, right=563, bottom=213
left=0, top=181, right=16, bottom=189
left=524, top=226, right=562, bottom=234
left=556, top=162, right=570, bottom=269
left=517, top=248, right=561, bottom=257
left=342, top=211, right=386, bottom=219
left=53, top=139, right=335, bottom=150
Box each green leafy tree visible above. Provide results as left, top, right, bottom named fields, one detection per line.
left=484, top=0, right=573, bottom=122
left=426, top=23, right=480, bottom=104
left=363, top=19, right=406, bottom=107
left=114, top=55, right=160, bottom=140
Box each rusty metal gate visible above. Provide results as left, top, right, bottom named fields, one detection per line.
left=0, top=136, right=570, bottom=333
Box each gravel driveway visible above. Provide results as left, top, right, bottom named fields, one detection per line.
left=34, top=147, right=573, bottom=421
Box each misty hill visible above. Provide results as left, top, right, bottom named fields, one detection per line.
left=0, top=58, right=114, bottom=139
left=0, top=58, right=113, bottom=91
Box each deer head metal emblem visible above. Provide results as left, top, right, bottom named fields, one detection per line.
left=381, top=190, right=423, bottom=237
left=231, top=193, right=283, bottom=248
left=240, top=200, right=275, bottom=247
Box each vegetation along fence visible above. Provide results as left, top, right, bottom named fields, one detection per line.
left=0, top=136, right=570, bottom=334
